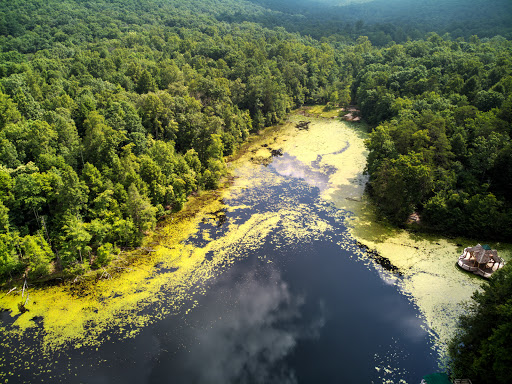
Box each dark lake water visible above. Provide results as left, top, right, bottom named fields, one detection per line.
left=1, top=139, right=440, bottom=383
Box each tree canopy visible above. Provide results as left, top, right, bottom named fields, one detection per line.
left=0, top=0, right=511, bottom=284
left=357, top=36, right=512, bottom=239
left=0, top=0, right=357, bottom=281
left=448, top=265, right=512, bottom=384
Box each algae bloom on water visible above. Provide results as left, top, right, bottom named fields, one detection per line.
left=1, top=115, right=509, bottom=383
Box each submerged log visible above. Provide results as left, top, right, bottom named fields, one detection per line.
left=100, top=268, right=112, bottom=280
left=6, top=287, right=17, bottom=295
left=296, top=120, right=310, bottom=129
left=270, top=148, right=283, bottom=157
left=355, top=240, right=401, bottom=275
left=18, top=302, right=29, bottom=314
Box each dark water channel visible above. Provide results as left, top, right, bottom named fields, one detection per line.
left=2, top=146, right=439, bottom=383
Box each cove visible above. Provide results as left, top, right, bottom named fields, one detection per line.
left=1, top=114, right=479, bottom=383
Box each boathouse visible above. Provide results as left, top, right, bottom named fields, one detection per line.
left=458, top=244, right=505, bottom=278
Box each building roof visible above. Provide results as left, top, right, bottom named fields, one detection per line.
left=467, top=244, right=499, bottom=264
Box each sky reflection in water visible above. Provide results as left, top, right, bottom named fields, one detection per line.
left=72, top=141, right=437, bottom=384
left=271, top=153, right=331, bottom=193
left=147, top=267, right=323, bottom=384
left=0, top=122, right=440, bottom=384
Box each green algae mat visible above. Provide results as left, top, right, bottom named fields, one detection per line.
left=1, top=114, right=510, bottom=381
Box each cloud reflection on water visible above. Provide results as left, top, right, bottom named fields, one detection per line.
left=271, top=153, right=331, bottom=193
left=149, top=268, right=325, bottom=384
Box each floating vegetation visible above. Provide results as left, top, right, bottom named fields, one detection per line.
left=232, top=114, right=512, bottom=362
left=373, top=337, right=411, bottom=384
left=0, top=116, right=369, bottom=381
left=1, top=114, right=510, bottom=381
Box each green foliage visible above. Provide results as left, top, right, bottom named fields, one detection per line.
left=22, top=234, right=52, bottom=278
left=371, top=153, right=433, bottom=223
left=126, top=184, right=157, bottom=235
left=0, top=233, right=21, bottom=277
left=244, top=0, right=512, bottom=43
left=358, top=35, right=512, bottom=238
left=448, top=265, right=512, bottom=383
left=0, top=0, right=511, bottom=281
left=58, top=213, right=92, bottom=267
left=93, top=242, right=119, bottom=269
left=0, top=91, right=21, bottom=129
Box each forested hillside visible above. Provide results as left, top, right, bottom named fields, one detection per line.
left=0, top=0, right=511, bottom=282
left=448, top=264, right=512, bottom=384
left=242, top=0, right=512, bottom=43
left=356, top=35, right=512, bottom=239
left=0, top=0, right=354, bottom=281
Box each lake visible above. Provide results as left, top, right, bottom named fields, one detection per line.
left=3, top=114, right=486, bottom=383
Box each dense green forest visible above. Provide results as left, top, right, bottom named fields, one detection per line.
left=0, top=0, right=511, bottom=279
left=358, top=35, right=512, bottom=239
left=0, top=0, right=356, bottom=280
left=448, top=264, right=512, bottom=384
left=239, top=0, right=512, bottom=43
left=0, top=0, right=511, bottom=381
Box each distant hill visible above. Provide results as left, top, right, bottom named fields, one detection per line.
left=244, top=0, right=512, bottom=41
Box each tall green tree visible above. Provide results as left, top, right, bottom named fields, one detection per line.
left=449, top=266, right=512, bottom=384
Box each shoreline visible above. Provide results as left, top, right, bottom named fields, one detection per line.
left=0, top=109, right=318, bottom=349
left=0, top=105, right=338, bottom=291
